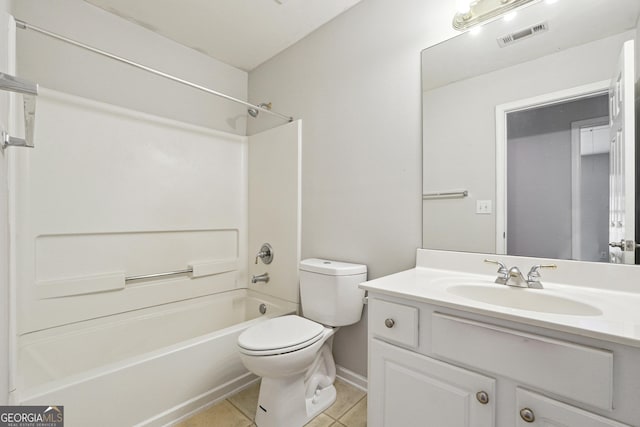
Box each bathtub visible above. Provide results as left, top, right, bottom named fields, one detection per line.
left=15, top=289, right=298, bottom=426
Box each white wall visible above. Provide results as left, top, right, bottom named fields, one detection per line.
left=248, top=0, right=458, bottom=376
left=12, top=0, right=248, bottom=135
left=636, top=17, right=640, bottom=80
left=14, top=90, right=248, bottom=334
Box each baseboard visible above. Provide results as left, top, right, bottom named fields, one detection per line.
left=140, top=365, right=364, bottom=426
left=335, top=365, right=368, bottom=392
left=138, top=372, right=259, bottom=427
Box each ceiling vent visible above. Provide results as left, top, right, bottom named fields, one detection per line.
left=497, top=22, right=549, bottom=48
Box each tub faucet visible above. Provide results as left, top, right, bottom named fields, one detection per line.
left=251, top=273, right=270, bottom=284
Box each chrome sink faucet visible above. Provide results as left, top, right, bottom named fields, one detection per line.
left=484, top=259, right=556, bottom=289
left=506, top=266, right=528, bottom=287
left=484, top=259, right=509, bottom=285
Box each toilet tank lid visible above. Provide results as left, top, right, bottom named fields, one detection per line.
left=300, top=258, right=367, bottom=276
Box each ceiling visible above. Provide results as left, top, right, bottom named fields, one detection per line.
left=84, top=0, right=363, bottom=71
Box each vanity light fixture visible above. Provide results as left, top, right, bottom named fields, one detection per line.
left=453, top=0, right=538, bottom=31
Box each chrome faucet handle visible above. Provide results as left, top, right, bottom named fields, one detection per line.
left=484, top=259, right=509, bottom=285
left=254, top=243, right=274, bottom=265
left=254, top=251, right=266, bottom=265
left=526, top=264, right=557, bottom=289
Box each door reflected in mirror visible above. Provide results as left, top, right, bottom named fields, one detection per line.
left=502, top=93, right=609, bottom=262
left=421, top=0, right=640, bottom=264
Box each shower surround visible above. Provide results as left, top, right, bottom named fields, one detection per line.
left=8, top=88, right=301, bottom=425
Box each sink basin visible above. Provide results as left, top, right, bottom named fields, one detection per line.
left=446, top=284, right=602, bottom=316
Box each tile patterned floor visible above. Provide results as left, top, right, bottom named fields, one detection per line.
left=176, top=378, right=367, bottom=427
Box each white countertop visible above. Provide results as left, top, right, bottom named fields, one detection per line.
left=360, top=266, right=640, bottom=348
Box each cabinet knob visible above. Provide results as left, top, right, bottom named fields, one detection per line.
left=475, top=391, right=489, bottom=404
left=519, top=408, right=535, bottom=423
left=384, top=318, right=395, bottom=328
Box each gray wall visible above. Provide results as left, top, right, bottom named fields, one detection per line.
left=506, top=96, right=608, bottom=259
left=581, top=153, right=609, bottom=262
left=423, top=31, right=632, bottom=254
left=12, top=0, right=248, bottom=134
left=248, top=0, right=458, bottom=377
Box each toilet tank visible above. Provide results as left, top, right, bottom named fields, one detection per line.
left=299, top=258, right=367, bottom=327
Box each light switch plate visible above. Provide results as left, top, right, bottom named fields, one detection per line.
left=476, top=200, right=492, bottom=214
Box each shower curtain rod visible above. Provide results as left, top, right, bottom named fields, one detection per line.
left=15, top=19, right=294, bottom=123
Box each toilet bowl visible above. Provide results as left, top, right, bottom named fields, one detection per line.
left=237, top=259, right=367, bottom=427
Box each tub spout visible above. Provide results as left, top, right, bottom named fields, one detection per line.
left=251, top=273, right=269, bottom=284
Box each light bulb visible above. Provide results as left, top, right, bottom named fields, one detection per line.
left=456, top=0, right=472, bottom=14
left=503, top=11, right=517, bottom=21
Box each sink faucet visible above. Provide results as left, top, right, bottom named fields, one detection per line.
left=506, top=266, right=528, bottom=287
left=484, top=259, right=556, bottom=289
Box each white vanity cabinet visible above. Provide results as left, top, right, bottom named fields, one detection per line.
left=369, top=339, right=495, bottom=427
left=367, top=295, right=639, bottom=427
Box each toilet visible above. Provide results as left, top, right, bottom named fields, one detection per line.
left=237, top=258, right=367, bottom=427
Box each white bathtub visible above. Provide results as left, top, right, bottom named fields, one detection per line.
left=15, top=289, right=297, bottom=426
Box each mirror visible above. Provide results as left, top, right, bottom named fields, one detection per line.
left=422, top=0, right=640, bottom=264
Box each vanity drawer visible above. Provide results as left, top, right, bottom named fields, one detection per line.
left=370, top=299, right=418, bottom=348
left=515, top=388, right=630, bottom=426
left=431, top=313, right=613, bottom=411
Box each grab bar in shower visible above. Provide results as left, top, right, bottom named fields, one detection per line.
left=125, top=268, right=193, bottom=282
left=423, top=190, right=468, bottom=200
left=35, top=259, right=238, bottom=299
left=124, top=259, right=238, bottom=283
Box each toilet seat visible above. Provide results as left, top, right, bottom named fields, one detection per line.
left=238, top=315, right=325, bottom=356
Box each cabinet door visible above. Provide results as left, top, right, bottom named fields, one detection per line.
left=369, top=339, right=495, bottom=427
left=516, top=389, right=631, bottom=427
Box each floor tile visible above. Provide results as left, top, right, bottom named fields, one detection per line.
left=228, top=380, right=261, bottom=420
left=178, top=378, right=367, bottom=427
left=339, top=396, right=367, bottom=427
left=175, top=400, right=252, bottom=427
left=304, top=413, right=335, bottom=427
left=324, top=379, right=367, bottom=420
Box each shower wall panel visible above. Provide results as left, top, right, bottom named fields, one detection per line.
left=11, top=89, right=248, bottom=334
left=248, top=120, right=301, bottom=303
